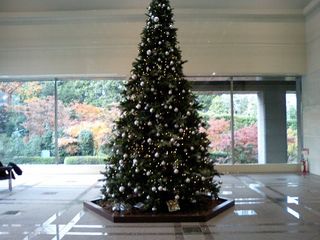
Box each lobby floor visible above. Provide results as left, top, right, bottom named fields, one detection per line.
left=0, top=165, right=320, bottom=240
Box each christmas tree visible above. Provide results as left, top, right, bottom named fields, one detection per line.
left=101, top=0, right=220, bottom=213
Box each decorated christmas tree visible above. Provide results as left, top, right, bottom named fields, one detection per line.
left=101, top=0, right=220, bottom=213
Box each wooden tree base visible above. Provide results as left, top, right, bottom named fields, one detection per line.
left=84, top=198, right=234, bottom=223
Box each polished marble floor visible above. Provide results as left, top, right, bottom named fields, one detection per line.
left=1, top=165, right=320, bottom=240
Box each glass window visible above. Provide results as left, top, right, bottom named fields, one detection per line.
left=0, top=81, right=55, bottom=164
left=56, top=80, right=123, bottom=163
left=196, top=92, right=232, bottom=164
left=233, top=94, right=258, bottom=164
left=0, top=77, right=300, bottom=165
left=286, top=93, right=298, bottom=163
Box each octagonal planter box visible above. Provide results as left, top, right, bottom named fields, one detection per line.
left=84, top=197, right=234, bottom=223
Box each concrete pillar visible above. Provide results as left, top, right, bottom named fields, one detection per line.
left=258, top=89, right=287, bottom=163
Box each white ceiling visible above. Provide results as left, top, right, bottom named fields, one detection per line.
left=0, top=0, right=314, bottom=12
left=0, top=0, right=312, bottom=76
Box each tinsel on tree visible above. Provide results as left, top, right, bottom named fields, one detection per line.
left=101, top=0, right=220, bottom=213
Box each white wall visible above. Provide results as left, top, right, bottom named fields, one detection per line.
left=0, top=7, right=306, bottom=76
left=304, top=0, right=320, bottom=175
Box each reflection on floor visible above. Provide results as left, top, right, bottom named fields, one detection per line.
left=1, top=165, right=320, bottom=240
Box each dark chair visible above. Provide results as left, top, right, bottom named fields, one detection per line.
left=0, top=166, right=14, bottom=191
left=0, top=161, right=22, bottom=191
